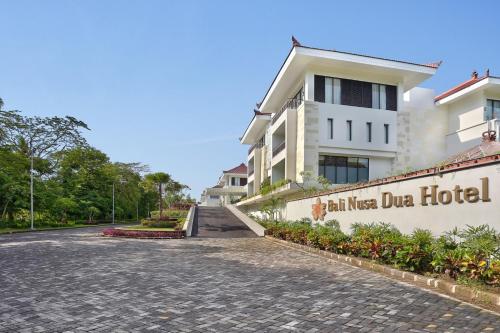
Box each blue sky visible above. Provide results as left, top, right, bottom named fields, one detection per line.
left=1, top=0, right=499, bottom=198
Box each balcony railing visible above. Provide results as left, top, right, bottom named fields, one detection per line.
left=272, top=141, right=286, bottom=157
left=248, top=142, right=265, bottom=154
left=271, top=98, right=302, bottom=125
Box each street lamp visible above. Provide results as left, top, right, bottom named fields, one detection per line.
left=112, top=178, right=127, bottom=225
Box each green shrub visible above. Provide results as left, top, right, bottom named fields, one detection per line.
left=141, top=219, right=178, bottom=228
left=349, top=222, right=405, bottom=263
left=263, top=221, right=500, bottom=287
left=394, top=229, right=434, bottom=272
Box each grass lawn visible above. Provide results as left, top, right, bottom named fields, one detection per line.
left=119, top=226, right=176, bottom=231
left=0, top=222, right=140, bottom=234
left=0, top=224, right=97, bottom=234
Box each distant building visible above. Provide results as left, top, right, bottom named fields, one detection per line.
left=200, top=163, right=248, bottom=206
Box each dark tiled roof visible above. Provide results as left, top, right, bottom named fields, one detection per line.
left=223, top=163, right=247, bottom=174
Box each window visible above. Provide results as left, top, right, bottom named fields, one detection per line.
left=319, top=155, right=369, bottom=184
left=209, top=195, right=220, bottom=199
left=384, top=124, right=389, bottom=144
left=486, top=99, right=500, bottom=120
left=240, top=178, right=247, bottom=186
left=325, top=77, right=333, bottom=104
left=333, top=78, right=341, bottom=104
left=315, top=75, right=397, bottom=110
left=314, top=75, right=325, bottom=102
left=315, top=76, right=340, bottom=104
left=346, top=120, right=352, bottom=141
left=372, top=84, right=380, bottom=109
left=231, top=177, right=237, bottom=186
left=327, top=118, right=333, bottom=139
left=366, top=122, right=372, bottom=142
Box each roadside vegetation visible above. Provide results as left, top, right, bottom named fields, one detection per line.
left=255, top=217, right=500, bottom=289
left=0, top=98, right=193, bottom=231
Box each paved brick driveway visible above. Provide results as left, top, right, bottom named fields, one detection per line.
left=0, top=227, right=498, bottom=332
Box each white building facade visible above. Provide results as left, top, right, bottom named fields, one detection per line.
left=239, top=39, right=500, bottom=205
left=200, top=163, right=248, bottom=206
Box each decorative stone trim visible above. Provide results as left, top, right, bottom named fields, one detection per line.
left=265, top=236, right=500, bottom=312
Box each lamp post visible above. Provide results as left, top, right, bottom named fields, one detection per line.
left=112, top=182, right=115, bottom=225
left=112, top=178, right=127, bottom=225
left=30, top=148, right=34, bottom=230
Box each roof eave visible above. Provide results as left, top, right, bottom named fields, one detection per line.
left=240, top=114, right=271, bottom=144
left=259, top=46, right=438, bottom=113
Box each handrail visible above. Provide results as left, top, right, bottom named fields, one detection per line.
left=272, top=141, right=286, bottom=157
left=248, top=142, right=265, bottom=154
left=271, top=98, right=302, bottom=125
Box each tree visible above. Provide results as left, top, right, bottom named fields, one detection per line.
left=261, top=197, right=283, bottom=222
left=144, top=172, right=171, bottom=218
left=0, top=101, right=89, bottom=229
left=52, top=197, right=78, bottom=223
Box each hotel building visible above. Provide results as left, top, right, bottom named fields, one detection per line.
left=239, top=38, right=500, bottom=204
left=200, top=163, right=248, bottom=206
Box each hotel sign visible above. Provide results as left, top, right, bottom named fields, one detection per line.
left=312, top=177, right=491, bottom=221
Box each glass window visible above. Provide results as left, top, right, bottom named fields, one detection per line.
left=384, top=124, right=389, bottom=144
left=333, top=78, right=341, bottom=104
left=325, top=77, right=333, bottom=104
left=366, top=122, right=372, bottom=142
left=486, top=99, right=500, bottom=120
left=319, top=156, right=368, bottom=184
left=335, top=157, right=347, bottom=184
left=347, top=120, right=352, bottom=141
left=372, top=84, right=380, bottom=109
left=358, top=158, right=369, bottom=182
left=380, top=85, right=386, bottom=110
left=347, top=158, right=358, bottom=183
left=325, top=156, right=336, bottom=183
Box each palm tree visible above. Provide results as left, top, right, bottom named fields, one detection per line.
left=144, top=172, right=171, bottom=218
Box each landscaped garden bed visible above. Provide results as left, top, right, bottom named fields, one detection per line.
left=102, top=227, right=185, bottom=239
left=102, top=208, right=190, bottom=239
left=256, top=219, right=500, bottom=309
left=257, top=219, right=500, bottom=291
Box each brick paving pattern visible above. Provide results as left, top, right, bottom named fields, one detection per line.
left=0, top=227, right=499, bottom=332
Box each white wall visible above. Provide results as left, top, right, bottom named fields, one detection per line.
left=316, top=102, right=398, bottom=153
left=395, top=88, right=448, bottom=171
left=285, top=162, right=500, bottom=235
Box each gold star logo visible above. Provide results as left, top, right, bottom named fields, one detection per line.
left=312, top=197, right=327, bottom=221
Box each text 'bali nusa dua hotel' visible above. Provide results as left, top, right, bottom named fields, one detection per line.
left=237, top=37, right=500, bottom=234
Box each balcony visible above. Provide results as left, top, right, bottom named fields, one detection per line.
left=272, top=141, right=285, bottom=157
left=271, top=98, right=302, bottom=125
left=248, top=169, right=254, bottom=176
left=248, top=142, right=265, bottom=155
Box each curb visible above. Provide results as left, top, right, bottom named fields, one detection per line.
left=0, top=223, right=136, bottom=235
left=265, top=236, right=500, bottom=313
left=182, top=206, right=196, bottom=237
left=226, top=204, right=266, bottom=236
